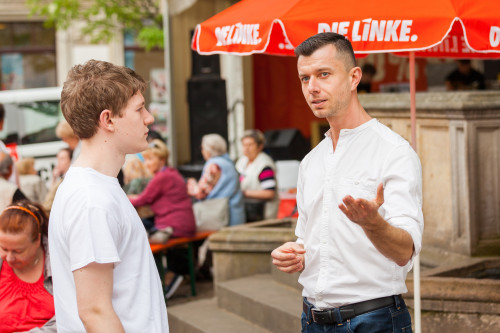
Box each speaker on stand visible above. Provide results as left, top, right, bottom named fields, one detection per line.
left=187, top=76, right=228, bottom=164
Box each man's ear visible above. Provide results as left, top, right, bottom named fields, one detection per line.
left=350, top=66, right=362, bottom=91
left=99, top=109, right=115, bottom=132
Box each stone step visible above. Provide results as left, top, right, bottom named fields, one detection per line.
left=271, top=263, right=302, bottom=291
left=168, top=298, right=273, bottom=333
left=217, top=274, right=303, bottom=333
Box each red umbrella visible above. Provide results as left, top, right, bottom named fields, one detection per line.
left=192, top=2, right=500, bottom=330
left=192, top=0, right=500, bottom=57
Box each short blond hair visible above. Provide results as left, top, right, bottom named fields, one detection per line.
left=16, top=157, right=36, bottom=175
left=123, top=157, right=151, bottom=184
left=55, top=119, right=78, bottom=140
left=142, top=139, right=169, bottom=161
left=61, top=60, right=147, bottom=139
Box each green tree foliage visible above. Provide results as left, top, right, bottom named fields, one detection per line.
left=27, top=0, right=164, bottom=50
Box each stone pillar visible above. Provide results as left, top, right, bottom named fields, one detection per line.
left=359, top=91, right=500, bottom=256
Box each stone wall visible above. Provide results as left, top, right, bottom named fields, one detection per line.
left=405, top=258, right=500, bottom=332
left=209, top=219, right=500, bottom=332
left=359, top=91, right=500, bottom=256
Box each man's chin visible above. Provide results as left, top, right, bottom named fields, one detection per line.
left=312, top=109, right=329, bottom=119
left=128, top=141, right=148, bottom=154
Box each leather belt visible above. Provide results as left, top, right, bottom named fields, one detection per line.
left=303, top=295, right=400, bottom=325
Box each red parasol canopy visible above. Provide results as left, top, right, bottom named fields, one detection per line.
left=192, top=0, right=500, bottom=58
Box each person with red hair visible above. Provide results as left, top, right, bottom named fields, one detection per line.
left=0, top=201, right=56, bottom=332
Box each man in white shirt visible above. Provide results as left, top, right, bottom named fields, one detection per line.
left=271, top=33, right=423, bottom=332
left=49, top=60, right=169, bottom=332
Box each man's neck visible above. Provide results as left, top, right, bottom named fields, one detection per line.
left=72, top=137, right=125, bottom=177
left=326, top=98, right=371, bottom=150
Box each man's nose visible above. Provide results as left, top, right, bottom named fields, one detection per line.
left=144, top=110, right=155, bottom=125
left=307, top=77, right=320, bottom=94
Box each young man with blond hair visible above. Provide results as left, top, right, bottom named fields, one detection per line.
left=49, top=60, right=169, bottom=332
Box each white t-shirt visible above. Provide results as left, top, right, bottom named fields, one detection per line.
left=49, top=167, right=169, bottom=332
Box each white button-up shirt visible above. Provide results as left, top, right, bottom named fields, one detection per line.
left=295, top=119, right=423, bottom=309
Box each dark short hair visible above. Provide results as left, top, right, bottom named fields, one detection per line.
left=0, top=103, right=4, bottom=121
left=295, top=32, right=356, bottom=71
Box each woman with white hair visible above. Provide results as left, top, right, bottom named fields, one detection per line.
left=187, top=134, right=245, bottom=226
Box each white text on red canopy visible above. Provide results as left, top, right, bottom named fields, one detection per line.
left=491, top=26, right=500, bottom=47
left=318, top=19, right=418, bottom=43
left=215, top=23, right=262, bottom=46
left=424, top=25, right=500, bottom=52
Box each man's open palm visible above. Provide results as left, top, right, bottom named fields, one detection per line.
left=338, top=183, right=384, bottom=230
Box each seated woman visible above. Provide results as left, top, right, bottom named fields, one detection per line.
left=187, top=133, right=245, bottom=227
left=16, top=158, right=47, bottom=204
left=0, top=201, right=56, bottom=333
left=129, top=139, right=196, bottom=243
left=236, top=130, right=279, bottom=221
left=129, top=140, right=196, bottom=299
left=122, top=157, right=153, bottom=219
left=122, top=156, right=151, bottom=195
left=42, top=148, right=72, bottom=214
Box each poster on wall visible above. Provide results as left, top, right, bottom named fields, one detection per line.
left=149, top=68, right=169, bottom=141
left=148, top=102, right=168, bottom=140
left=150, top=68, right=168, bottom=103
left=1, top=53, right=24, bottom=90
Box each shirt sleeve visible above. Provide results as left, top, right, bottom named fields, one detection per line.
left=381, top=144, right=424, bottom=259
left=258, top=167, right=277, bottom=190
left=66, top=206, right=121, bottom=271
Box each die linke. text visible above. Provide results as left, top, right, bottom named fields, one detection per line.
left=215, top=23, right=262, bottom=46
left=318, top=19, right=418, bottom=42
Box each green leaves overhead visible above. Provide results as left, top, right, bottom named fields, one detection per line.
left=27, top=0, right=164, bottom=50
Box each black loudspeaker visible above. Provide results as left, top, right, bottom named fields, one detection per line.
left=191, top=29, right=220, bottom=77
left=192, top=52, right=220, bottom=76
left=188, top=77, right=228, bottom=164
left=264, top=129, right=310, bottom=161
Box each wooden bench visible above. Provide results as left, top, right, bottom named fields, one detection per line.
left=150, top=230, right=216, bottom=297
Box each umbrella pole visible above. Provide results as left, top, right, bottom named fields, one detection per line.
left=410, top=52, right=417, bottom=151
left=409, top=51, right=422, bottom=333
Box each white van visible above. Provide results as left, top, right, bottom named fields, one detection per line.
left=0, top=87, right=66, bottom=185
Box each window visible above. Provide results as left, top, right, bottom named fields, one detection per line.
left=0, top=22, right=56, bottom=90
